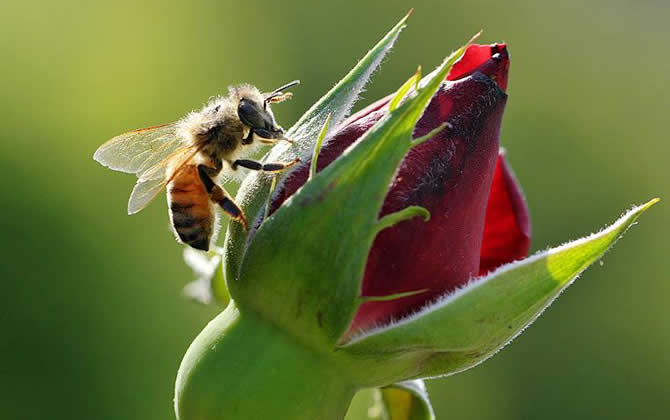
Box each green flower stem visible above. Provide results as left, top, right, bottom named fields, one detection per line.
left=175, top=303, right=357, bottom=420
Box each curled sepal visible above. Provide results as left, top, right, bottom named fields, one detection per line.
left=233, top=48, right=468, bottom=349
left=223, top=11, right=411, bottom=288
left=341, top=199, right=658, bottom=380
left=369, top=380, right=435, bottom=420
left=182, top=247, right=229, bottom=305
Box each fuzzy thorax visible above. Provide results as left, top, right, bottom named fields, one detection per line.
left=175, top=84, right=273, bottom=179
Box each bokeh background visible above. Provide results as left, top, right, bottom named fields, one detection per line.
left=1, top=0, right=668, bottom=419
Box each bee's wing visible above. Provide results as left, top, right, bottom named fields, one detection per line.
left=126, top=145, right=202, bottom=215
left=93, top=122, right=183, bottom=175
left=94, top=122, right=205, bottom=214
left=127, top=176, right=168, bottom=215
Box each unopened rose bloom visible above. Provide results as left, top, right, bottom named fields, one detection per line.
left=271, top=43, right=530, bottom=333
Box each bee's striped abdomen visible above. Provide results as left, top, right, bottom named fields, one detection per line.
left=167, top=165, right=214, bottom=251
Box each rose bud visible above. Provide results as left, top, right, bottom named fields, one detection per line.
left=175, top=14, right=657, bottom=420
left=268, top=42, right=527, bottom=333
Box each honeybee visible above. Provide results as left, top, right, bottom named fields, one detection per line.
left=94, top=81, right=300, bottom=251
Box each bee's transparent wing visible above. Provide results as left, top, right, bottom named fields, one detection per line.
left=94, top=122, right=204, bottom=214
left=93, top=122, right=182, bottom=175
left=128, top=177, right=167, bottom=215
left=126, top=145, right=201, bottom=215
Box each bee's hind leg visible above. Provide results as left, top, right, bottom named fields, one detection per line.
left=197, top=164, right=248, bottom=230
left=231, top=158, right=300, bottom=173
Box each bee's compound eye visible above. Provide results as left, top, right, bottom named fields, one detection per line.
left=237, top=99, right=266, bottom=129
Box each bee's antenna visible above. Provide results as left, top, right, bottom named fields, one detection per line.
left=271, top=80, right=300, bottom=95
left=265, top=80, right=300, bottom=103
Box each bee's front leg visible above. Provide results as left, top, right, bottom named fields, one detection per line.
left=197, top=163, right=248, bottom=230
left=231, top=158, right=300, bottom=173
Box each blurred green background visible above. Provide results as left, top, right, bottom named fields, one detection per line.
left=1, top=0, right=668, bottom=419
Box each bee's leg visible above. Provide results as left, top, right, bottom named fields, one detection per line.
left=197, top=164, right=248, bottom=230
left=211, top=186, right=248, bottom=230
left=242, top=128, right=254, bottom=145
left=198, top=159, right=223, bottom=177
left=257, top=134, right=294, bottom=145
left=231, top=158, right=300, bottom=173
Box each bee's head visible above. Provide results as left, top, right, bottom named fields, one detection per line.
left=235, top=81, right=299, bottom=145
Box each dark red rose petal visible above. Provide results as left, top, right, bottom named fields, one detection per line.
left=351, top=73, right=507, bottom=331
left=478, top=152, right=531, bottom=275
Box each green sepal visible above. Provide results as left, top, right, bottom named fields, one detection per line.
left=389, top=66, right=421, bottom=112
left=341, top=199, right=658, bottom=379
left=360, top=289, right=429, bottom=304
left=309, top=113, right=331, bottom=181
left=375, top=380, right=436, bottom=420
left=375, top=206, right=430, bottom=234
left=222, top=12, right=411, bottom=294
left=231, top=47, right=467, bottom=349
left=411, top=122, right=449, bottom=146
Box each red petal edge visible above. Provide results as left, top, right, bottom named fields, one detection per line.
left=448, top=43, right=509, bottom=92
left=479, top=152, right=531, bottom=275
